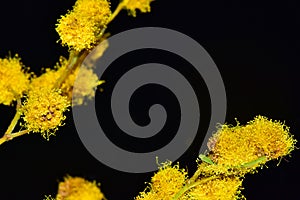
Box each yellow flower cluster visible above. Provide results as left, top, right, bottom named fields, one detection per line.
left=136, top=116, right=296, bottom=200
left=84, top=38, right=109, bottom=67
left=197, top=116, right=297, bottom=177
left=123, top=0, right=154, bottom=17
left=21, top=88, right=70, bottom=140
left=31, top=57, right=103, bottom=106
left=186, top=177, right=244, bottom=200
left=135, top=161, right=187, bottom=200
left=56, top=176, right=105, bottom=200
left=0, top=55, right=30, bottom=105
left=67, top=66, right=104, bottom=106
left=210, top=116, right=295, bottom=167
left=56, top=0, right=111, bottom=51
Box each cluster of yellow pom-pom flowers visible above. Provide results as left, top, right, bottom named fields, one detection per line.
left=0, top=0, right=154, bottom=144
left=0, top=0, right=297, bottom=200
left=43, top=116, right=296, bottom=200
left=133, top=116, right=296, bottom=200
left=56, top=0, right=153, bottom=51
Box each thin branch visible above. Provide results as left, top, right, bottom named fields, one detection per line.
left=0, top=130, right=29, bottom=145
left=4, top=98, right=22, bottom=136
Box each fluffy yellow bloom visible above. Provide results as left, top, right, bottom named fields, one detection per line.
left=21, top=88, right=70, bottom=139
left=186, top=177, right=244, bottom=200
left=56, top=176, right=105, bottom=200
left=0, top=55, right=30, bottom=105
left=206, top=116, right=296, bottom=173
left=123, top=0, right=154, bottom=17
left=68, top=66, right=104, bottom=106
left=135, top=161, right=187, bottom=200
left=56, top=0, right=111, bottom=51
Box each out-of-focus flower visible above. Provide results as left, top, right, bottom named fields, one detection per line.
left=135, top=161, right=187, bottom=200
left=30, top=57, right=103, bottom=106
left=21, top=88, right=70, bottom=139
left=0, top=55, right=30, bottom=105
left=68, top=66, right=104, bottom=106
left=84, top=37, right=109, bottom=68
left=56, top=176, right=105, bottom=200
left=56, top=0, right=111, bottom=51
left=123, top=0, right=154, bottom=17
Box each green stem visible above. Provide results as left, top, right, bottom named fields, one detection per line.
left=0, top=130, right=29, bottom=145
left=108, top=1, right=127, bottom=23
left=188, top=168, right=202, bottom=184
left=4, top=99, right=22, bottom=135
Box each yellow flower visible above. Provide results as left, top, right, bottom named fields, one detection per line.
left=135, top=161, right=187, bottom=200
left=30, top=57, right=103, bottom=106
left=21, top=88, right=70, bottom=140
left=0, top=55, right=30, bottom=105
left=67, top=66, right=104, bottom=106
left=56, top=176, right=105, bottom=200
left=56, top=0, right=111, bottom=51
left=196, top=162, right=233, bottom=177
left=30, top=57, right=68, bottom=91
left=186, top=177, right=244, bottom=200
left=123, top=0, right=154, bottom=17
left=207, top=116, right=296, bottom=172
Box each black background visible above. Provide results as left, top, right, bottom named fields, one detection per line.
left=0, top=0, right=299, bottom=199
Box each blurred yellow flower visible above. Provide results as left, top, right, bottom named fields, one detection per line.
left=0, top=55, right=30, bottom=105
left=56, top=176, right=105, bottom=200
left=56, top=0, right=111, bottom=51
left=84, top=38, right=109, bottom=68
left=123, top=0, right=154, bottom=17
left=30, top=57, right=103, bottom=106
left=69, top=66, right=104, bottom=106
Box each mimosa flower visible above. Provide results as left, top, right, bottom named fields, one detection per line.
left=0, top=55, right=30, bottom=105
left=123, top=0, right=154, bottom=17
left=202, top=116, right=296, bottom=174
left=56, top=0, right=111, bottom=51
left=21, top=88, right=70, bottom=139
left=135, top=161, right=187, bottom=200
left=56, top=176, right=105, bottom=200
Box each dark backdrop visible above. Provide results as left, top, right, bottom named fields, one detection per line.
left=0, top=0, right=299, bottom=199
